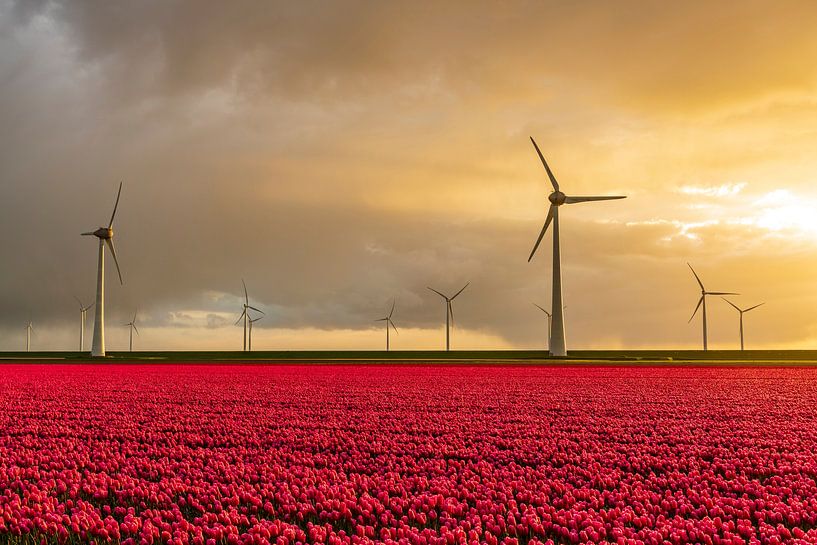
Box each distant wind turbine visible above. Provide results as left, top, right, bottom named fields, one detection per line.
left=722, top=298, right=764, bottom=351
left=25, top=321, right=33, bottom=352
left=74, top=296, right=94, bottom=352
left=124, top=310, right=139, bottom=352
left=248, top=315, right=262, bottom=352
left=687, top=263, right=737, bottom=351
left=375, top=301, right=399, bottom=351
left=235, top=280, right=264, bottom=351
left=533, top=303, right=552, bottom=351
left=527, top=137, right=625, bottom=356
left=428, top=283, right=469, bottom=351
left=81, top=182, right=124, bottom=357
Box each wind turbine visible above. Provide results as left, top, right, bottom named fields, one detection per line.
left=687, top=263, right=737, bottom=351
left=527, top=137, right=626, bottom=356
left=82, top=182, right=124, bottom=357
left=375, top=301, right=398, bottom=351
left=74, top=297, right=94, bottom=352
left=722, top=298, right=764, bottom=351
left=533, top=303, right=552, bottom=351
left=427, top=283, right=469, bottom=351
left=124, top=309, right=139, bottom=352
left=235, top=280, right=264, bottom=351
left=25, top=321, right=33, bottom=352
left=248, top=315, right=262, bottom=352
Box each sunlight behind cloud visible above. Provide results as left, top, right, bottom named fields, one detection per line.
left=678, top=183, right=747, bottom=197
left=747, top=190, right=817, bottom=238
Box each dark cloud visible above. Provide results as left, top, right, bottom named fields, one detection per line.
left=15, top=0, right=814, bottom=111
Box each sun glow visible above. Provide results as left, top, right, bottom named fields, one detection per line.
left=746, top=190, right=817, bottom=238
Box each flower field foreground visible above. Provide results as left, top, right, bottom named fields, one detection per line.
left=1, top=364, right=816, bottom=545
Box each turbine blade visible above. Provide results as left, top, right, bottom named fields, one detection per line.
left=528, top=205, right=555, bottom=262
left=451, top=281, right=470, bottom=300
left=242, top=279, right=249, bottom=305
left=533, top=303, right=552, bottom=317
left=247, top=305, right=264, bottom=314
left=744, top=302, right=765, bottom=312
left=529, top=137, right=559, bottom=191
left=448, top=301, right=455, bottom=328
left=104, top=239, right=123, bottom=285
left=707, top=292, right=738, bottom=296
left=83, top=303, right=95, bottom=311
left=81, top=232, right=95, bottom=236
left=108, top=182, right=123, bottom=229
left=389, top=300, right=395, bottom=319
left=564, top=195, right=626, bottom=204
left=234, top=309, right=247, bottom=325
left=721, top=298, right=741, bottom=312
left=74, top=296, right=84, bottom=309
left=132, top=309, right=137, bottom=322
left=688, top=296, right=704, bottom=323
left=687, top=263, right=705, bottom=291
left=133, top=324, right=139, bottom=335
left=390, top=319, right=399, bottom=334
left=375, top=318, right=388, bottom=322
left=427, top=287, right=447, bottom=299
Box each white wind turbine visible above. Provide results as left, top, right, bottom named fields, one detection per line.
left=124, top=309, right=139, bottom=352
left=527, top=137, right=626, bottom=356
left=235, top=280, right=264, bottom=351
left=74, top=296, right=94, bottom=352
left=532, top=303, right=552, bottom=351
left=722, top=298, right=764, bottom=351
left=248, top=315, right=262, bottom=352
left=428, top=282, right=469, bottom=351
left=687, top=263, right=737, bottom=351
left=25, top=321, right=33, bottom=352
left=81, top=182, right=124, bottom=357
left=375, top=301, right=398, bottom=351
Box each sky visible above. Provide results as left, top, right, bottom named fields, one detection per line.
left=2, top=0, right=817, bottom=351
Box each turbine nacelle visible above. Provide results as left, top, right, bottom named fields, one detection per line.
left=88, top=227, right=113, bottom=239
left=548, top=191, right=567, bottom=206
left=97, top=227, right=113, bottom=239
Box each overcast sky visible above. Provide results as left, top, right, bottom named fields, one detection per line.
left=3, top=0, right=817, bottom=351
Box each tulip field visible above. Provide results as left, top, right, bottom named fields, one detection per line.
left=1, top=364, right=817, bottom=545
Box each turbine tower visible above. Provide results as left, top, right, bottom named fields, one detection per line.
left=687, top=263, right=737, bottom=351
left=375, top=301, right=398, bottom=351
left=82, top=182, right=124, bottom=357
left=236, top=280, right=264, bottom=351
left=248, top=315, right=262, bottom=351
left=25, top=321, right=33, bottom=352
left=428, top=282, right=469, bottom=351
left=74, top=297, right=94, bottom=352
left=124, top=310, right=139, bottom=352
left=722, top=298, right=764, bottom=351
left=533, top=303, right=552, bottom=351
left=527, top=137, right=626, bottom=356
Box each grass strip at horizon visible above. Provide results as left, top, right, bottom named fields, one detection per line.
left=0, top=364, right=816, bottom=544
left=7, top=348, right=817, bottom=362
